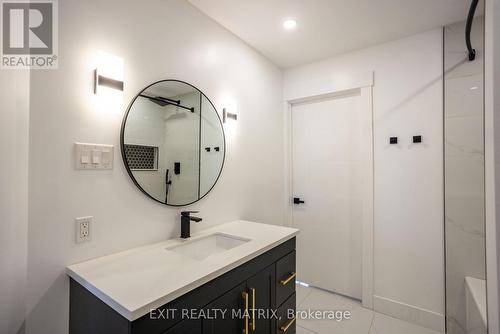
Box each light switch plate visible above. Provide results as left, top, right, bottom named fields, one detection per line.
left=75, top=143, right=114, bottom=170
left=76, top=216, right=92, bottom=243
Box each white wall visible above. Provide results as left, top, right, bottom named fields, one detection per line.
left=0, top=71, right=29, bottom=334
left=485, top=0, right=500, bottom=332
left=284, top=29, right=445, bottom=331
left=26, top=0, right=284, bottom=333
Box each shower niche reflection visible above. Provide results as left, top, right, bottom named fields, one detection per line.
left=121, top=80, right=225, bottom=206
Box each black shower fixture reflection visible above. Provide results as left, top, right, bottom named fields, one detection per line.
left=465, top=0, right=479, bottom=61
left=165, top=169, right=172, bottom=204
left=139, top=94, right=195, bottom=113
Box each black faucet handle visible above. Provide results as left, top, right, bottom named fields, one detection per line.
left=181, top=211, right=199, bottom=216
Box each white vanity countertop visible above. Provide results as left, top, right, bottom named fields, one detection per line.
left=66, top=220, right=299, bottom=321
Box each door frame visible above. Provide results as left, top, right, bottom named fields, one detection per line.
left=282, top=71, right=374, bottom=309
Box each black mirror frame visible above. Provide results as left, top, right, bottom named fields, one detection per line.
left=120, top=79, right=226, bottom=207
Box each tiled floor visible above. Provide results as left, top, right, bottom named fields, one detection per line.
left=295, top=284, right=443, bottom=334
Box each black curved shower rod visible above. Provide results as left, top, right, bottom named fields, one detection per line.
left=466, top=0, right=479, bottom=61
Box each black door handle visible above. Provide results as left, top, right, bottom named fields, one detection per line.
left=293, top=197, right=305, bottom=205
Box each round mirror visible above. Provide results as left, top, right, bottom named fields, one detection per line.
left=121, top=80, right=225, bottom=206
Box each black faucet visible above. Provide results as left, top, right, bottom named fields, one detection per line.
left=180, top=211, right=202, bottom=239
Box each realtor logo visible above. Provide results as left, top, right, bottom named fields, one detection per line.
left=1, top=0, right=58, bottom=69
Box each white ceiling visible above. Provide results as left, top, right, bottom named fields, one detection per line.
left=188, top=0, right=481, bottom=68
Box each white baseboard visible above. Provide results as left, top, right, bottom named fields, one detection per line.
left=373, top=295, right=445, bottom=333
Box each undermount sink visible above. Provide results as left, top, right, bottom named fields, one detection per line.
left=166, top=233, right=250, bottom=261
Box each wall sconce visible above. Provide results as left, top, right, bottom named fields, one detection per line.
left=92, top=51, right=124, bottom=114
left=93, top=51, right=124, bottom=95
left=93, top=69, right=124, bottom=94
left=223, top=108, right=238, bottom=123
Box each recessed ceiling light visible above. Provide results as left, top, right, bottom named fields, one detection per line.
left=283, top=19, right=297, bottom=30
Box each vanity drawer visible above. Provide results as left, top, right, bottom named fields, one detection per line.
left=276, top=293, right=296, bottom=334
left=276, top=251, right=296, bottom=306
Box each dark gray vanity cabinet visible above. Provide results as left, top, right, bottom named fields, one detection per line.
left=246, top=264, right=276, bottom=334
left=276, top=251, right=296, bottom=307
left=202, top=282, right=246, bottom=334
left=162, top=319, right=201, bottom=334
left=69, top=237, right=296, bottom=334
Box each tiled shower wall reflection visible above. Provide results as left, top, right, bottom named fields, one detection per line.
left=444, top=16, right=485, bottom=334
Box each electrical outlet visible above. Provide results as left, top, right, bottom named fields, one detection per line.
left=76, top=216, right=92, bottom=243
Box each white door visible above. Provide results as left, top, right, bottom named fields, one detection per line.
left=292, top=89, right=372, bottom=300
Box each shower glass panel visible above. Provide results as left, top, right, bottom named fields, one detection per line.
left=444, top=15, right=486, bottom=334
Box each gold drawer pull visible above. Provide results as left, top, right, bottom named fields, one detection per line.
left=251, top=288, right=256, bottom=332
left=280, top=272, right=297, bottom=286
left=279, top=316, right=296, bottom=332
left=242, top=291, right=249, bottom=334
